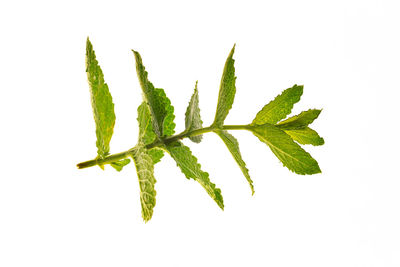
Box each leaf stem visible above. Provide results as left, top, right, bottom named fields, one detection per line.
left=76, top=124, right=250, bottom=169
left=76, top=150, right=135, bottom=169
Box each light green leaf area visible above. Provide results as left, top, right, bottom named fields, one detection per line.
left=284, top=127, right=324, bottom=146
left=86, top=38, right=116, bottom=158
left=185, top=81, right=203, bottom=143
left=252, top=85, right=303, bottom=125
left=131, top=144, right=157, bottom=222
left=249, top=123, right=321, bottom=175
left=147, top=148, right=164, bottom=164
left=213, top=45, right=236, bottom=127
left=133, top=50, right=175, bottom=137
left=216, top=130, right=254, bottom=195
left=137, top=102, right=165, bottom=163
left=165, top=141, right=224, bottom=209
left=137, top=102, right=157, bottom=144
left=110, top=159, right=131, bottom=171
left=155, top=88, right=176, bottom=137
left=277, top=109, right=322, bottom=130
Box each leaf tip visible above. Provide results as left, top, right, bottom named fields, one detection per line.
left=230, top=43, right=236, bottom=56
left=294, top=84, right=304, bottom=92
left=131, top=49, right=141, bottom=60
left=319, top=137, right=325, bottom=145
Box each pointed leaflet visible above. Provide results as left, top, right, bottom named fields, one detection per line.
left=137, top=102, right=165, bottom=164
left=165, top=141, right=224, bottom=209
left=185, top=81, right=203, bottom=143
left=131, top=144, right=157, bottom=222
left=249, top=123, right=321, bottom=174
left=252, top=85, right=303, bottom=125
left=133, top=50, right=175, bottom=137
left=86, top=38, right=116, bottom=158
left=213, top=45, right=237, bottom=127
left=284, top=127, right=324, bottom=146
left=110, top=159, right=131, bottom=171
left=277, top=109, right=322, bottom=130
left=216, top=130, right=254, bottom=194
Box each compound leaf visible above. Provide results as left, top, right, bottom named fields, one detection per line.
left=252, top=85, right=303, bottom=125
left=86, top=37, right=116, bottom=158
left=131, top=144, right=157, bottom=222
left=213, top=45, right=236, bottom=127
left=284, top=127, right=324, bottom=146
left=249, top=123, right=321, bottom=175
left=216, top=130, right=254, bottom=194
left=277, top=109, right=322, bottom=130
left=165, top=141, right=224, bottom=209
left=110, top=159, right=131, bottom=171
left=185, top=81, right=203, bottom=143
left=133, top=50, right=175, bottom=137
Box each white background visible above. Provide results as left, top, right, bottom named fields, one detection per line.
left=1, top=0, right=400, bottom=266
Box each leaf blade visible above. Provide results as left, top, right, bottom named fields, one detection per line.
left=137, top=102, right=165, bottom=163
left=284, top=127, right=325, bottom=146
left=277, top=109, right=322, bottom=130
left=131, top=145, right=157, bottom=222
left=110, top=159, right=131, bottom=172
left=252, top=85, right=303, bottom=125
left=185, top=81, right=203, bottom=143
left=249, top=124, right=321, bottom=174
left=213, top=45, right=236, bottom=127
left=132, top=50, right=175, bottom=137
left=165, top=141, right=224, bottom=209
left=216, top=130, right=254, bottom=194
left=86, top=38, right=116, bottom=158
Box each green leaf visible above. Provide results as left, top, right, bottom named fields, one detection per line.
left=277, top=109, right=322, bottom=130
left=215, top=130, right=254, bottom=195
left=147, top=148, right=164, bottom=164
left=284, top=127, right=324, bottom=146
left=185, top=81, right=203, bottom=143
left=86, top=38, right=116, bottom=158
left=132, top=50, right=175, bottom=137
left=131, top=144, right=157, bottom=222
left=165, top=141, right=224, bottom=209
left=249, top=123, right=321, bottom=174
left=213, top=44, right=237, bottom=127
left=137, top=102, right=157, bottom=144
left=155, top=88, right=176, bottom=137
left=252, top=85, right=303, bottom=125
left=137, top=102, right=165, bottom=163
left=110, top=159, right=131, bottom=171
